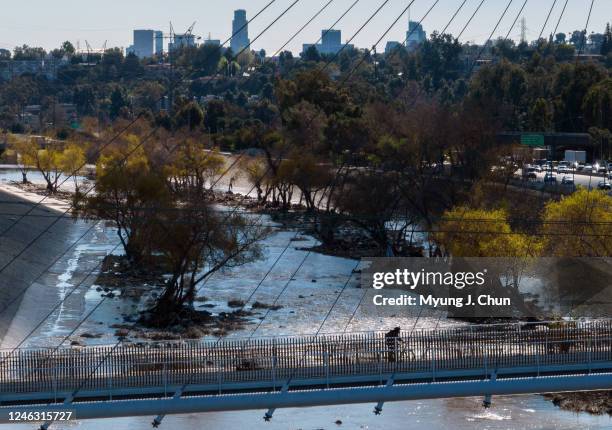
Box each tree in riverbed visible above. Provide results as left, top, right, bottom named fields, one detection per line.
left=433, top=207, right=533, bottom=258
left=30, top=143, right=65, bottom=192
left=541, top=189, right=612, bottom=257
left=83, top=134, right=172, bottom=264
left=149, top=197, right=268, bottom=324
left=83, top=133, right=268, bottom=325
left=59, top=143, right=86, bottom=193
left=6, top=134, right=36, bottom=183
left=148, top=140, right=269, bottom=324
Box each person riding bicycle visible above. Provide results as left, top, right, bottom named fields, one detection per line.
left=385, top=327, right=403, bottom=363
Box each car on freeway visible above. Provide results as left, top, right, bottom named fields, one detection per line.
left=557, top=165, right=571, bottom=174
left=575, top=163, right=585, bottom=171
left=583, top=164, right=593, bottom=172
left=544, top=173, right=557, bottom=184
left=533, top=164, right=543, bottom=173
left=595, top=164, right=608, bottom=174
left=523, top=167, right=538, bottom=180
left=598, top=181, right=612, bottom=190
left=561, top=176, right=575, bottom=186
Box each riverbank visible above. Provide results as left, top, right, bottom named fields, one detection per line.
left=545, top=392, right=612, bottom=416
left=0, top=187, right=84, bottom=347
left=0, top=180, right=71, bottom=213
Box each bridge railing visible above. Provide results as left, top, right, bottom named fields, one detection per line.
left=1, top=320, right=611, bottom=396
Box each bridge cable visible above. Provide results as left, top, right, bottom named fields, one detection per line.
left=467, top=0, right=515, bottom=74
left=441, top=0, right=470, bottom=36
left=552, top=0, right=570, bottom=39
left=578, top=0, right=596, bottom=56
left=538, top=0, right=559, bottom=40
left=458, top=0, right=487, bottom=39
left=503, top=0, right=529, bottom=41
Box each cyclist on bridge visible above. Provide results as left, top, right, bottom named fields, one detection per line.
left=385, top=327, right=403, bottom=363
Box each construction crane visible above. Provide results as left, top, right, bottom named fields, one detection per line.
left=160, top=21, right=202, bottom=51
left=76, top=40, right=107, bottom=62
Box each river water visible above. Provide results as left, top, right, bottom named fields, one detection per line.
left=0, top=169, right=610, bottom=430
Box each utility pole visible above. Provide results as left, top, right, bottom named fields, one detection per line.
left=520, top=17, right=528, bottom=44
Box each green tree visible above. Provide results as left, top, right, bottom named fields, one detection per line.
left=109, top=86, right=129, bottom=119
left=542, top=189, right=612, bottom=257
left=31, top=144, right=65, bottom=192
left=529, top=98, right=553, bottom=131
left=583, top=78, right=612, bottom=130
left=174, top=101, right=204, bottom=130
left=419, top=32, right=464, bottom=89
left=12, top=45, right=46, bottom=60
left=60, top=143, right=86, bottom=192
left=84, top=136, right=171, bottom=263
left=302, top=45, right=321, bottom=62
left=7, top=134, right=37, bottom=183
left=193, top=44, right=222, bottom=76
left=434, top=207, right=533, bottom=257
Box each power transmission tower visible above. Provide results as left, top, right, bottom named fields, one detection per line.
left=520, top=17, right=528, bottom=44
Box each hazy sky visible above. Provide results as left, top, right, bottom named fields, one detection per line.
left=1, top=0, right=610, bottom=54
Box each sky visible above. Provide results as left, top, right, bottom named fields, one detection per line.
left=0, top=0, right=610, bottom=55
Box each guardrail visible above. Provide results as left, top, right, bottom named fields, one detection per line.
left=1, top=320, right=611, bottom=398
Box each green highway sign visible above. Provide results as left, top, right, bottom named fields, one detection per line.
left=521, top=134, right=545, bottom=147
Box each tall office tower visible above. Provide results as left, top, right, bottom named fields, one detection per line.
left=231, top=9, right=250, bottom=53
left=155, top=31, right=164, bottom=56
left=302, top=29, right=351, bottom=56
left=321, top=29, right=341, bottom=48
left=406, top=21, right=426, bottom=50
left=133, top=29, right=155, bottom=58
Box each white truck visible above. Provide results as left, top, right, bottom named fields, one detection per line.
left=565, top=150, right=587, bottom=165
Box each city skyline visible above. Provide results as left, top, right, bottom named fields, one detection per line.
left=1, top=0, right=610, bottom=56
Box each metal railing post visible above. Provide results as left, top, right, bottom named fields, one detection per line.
left=324, top=351, right=330, bottom=389
left=108, top=374, right=112, bottom=401
left=432, top=354, right=436, bottom=382
left=53, top=364, right=58, bottom=403
left=588, top=337, right=592, bottom=374
left=163, top=362, right=168, bottom=397
left=272, top=356, right=277, bottom=391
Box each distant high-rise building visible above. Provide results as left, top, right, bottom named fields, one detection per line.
left=133, top=29, right=155, bottom=58
left=322, top=29, right=341, bottom=47
left=204, top=35, right=221, bottom=47
left=169, top=33, right=196, bottom=52
left=407, top=21, right=426, bottom=50
left=231, top=9, right=250, bottom=53
left=302, top=29, right=353, bottom=56
left=385, top=41, right=402, bottom=55
left=155, top=31, right=164, bottom=56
